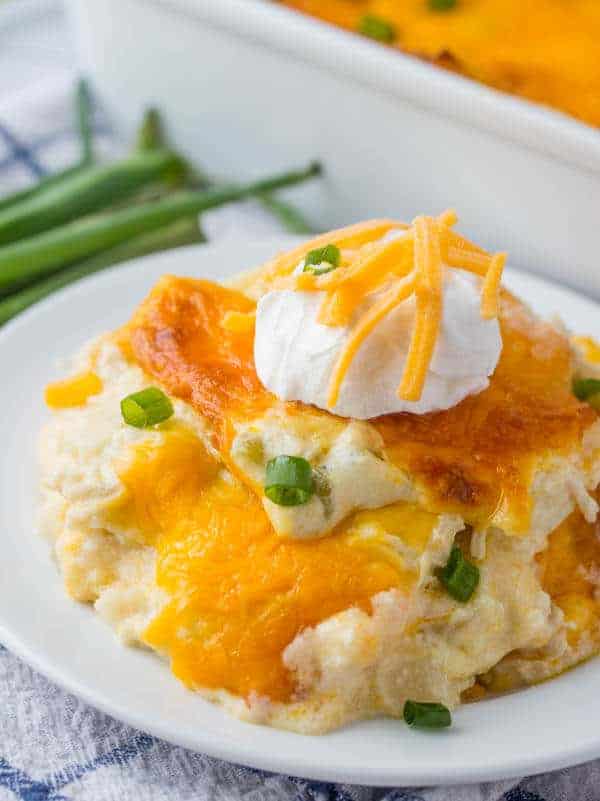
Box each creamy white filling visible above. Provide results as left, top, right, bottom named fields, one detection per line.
left=254, top=268, right=502, bottom=419
left=231, top=419, right=414, bottom=539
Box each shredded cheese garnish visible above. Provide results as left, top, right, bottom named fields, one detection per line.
left=262, top=219, right=405, bottom=283
left=260, top=210, right=505, bottom=408
left=480, top=252, right=507, bottom=319
left=327, top=271, right=417, bottom=407
left=398, top=216, right=443, bottom=401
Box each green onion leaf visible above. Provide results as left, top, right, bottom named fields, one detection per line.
left=303, top=243, right=341, bottom=276
left=121, top=387, right=174, bottom=428
left=428, top=0, right=457, bottom=11
left=403, top=700, right=452, bottom=729
left=136, top=108, right=165, bottom=152
left=357, top=14, right=397, bottom=43
left=265, top=455, right=314, bottom=506
left=76, top=78, right=94, bottom=166
left=436, top=545, right=479, bottom=603
left=0, top=161, right=321, bottom=295
left=573, top=377, right=600, bottom=408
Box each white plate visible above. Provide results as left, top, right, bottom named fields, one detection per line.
left=1, top=236, right=599, bottom=787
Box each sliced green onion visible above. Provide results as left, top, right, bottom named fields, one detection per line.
left=436, top=545, right=479, bottom=603
left=303, top=243, right=340, bottom=275
left=573, top=377, right=600, bottom=409
left=428, top=0, right=457, bottom=10
left=403, top=700, right=452, bottom=729
left=121, top=387, right=174, bottom=428
left=265, top=455, right=314, bottom=506
left=357, top=14, right=397, bottom=43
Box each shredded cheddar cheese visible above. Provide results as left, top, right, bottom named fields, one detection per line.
left=481, top=252, right=507, bottom=320
left=398, top=216, right=443, bottom=402
left=45, top=371, right=103, bottom=409
left=327, top=271, right=418, bottom=407
left=263, top=218, right=405, bottom=282
left=264, top=210, right=506, bottom=408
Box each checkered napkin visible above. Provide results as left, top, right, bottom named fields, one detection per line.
left=0, top=3, right=597, bottom=799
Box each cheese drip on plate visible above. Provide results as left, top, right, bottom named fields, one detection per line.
left=254, top=213, right=505, bottom=419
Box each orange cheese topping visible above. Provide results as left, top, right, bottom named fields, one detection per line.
left=45, top=371, right=103, bottom=409
left=221, top=309, right=256, bottom=334
left=261, top=218, right=404, bottom=284
left=279, top=0, right=600, bottom=129
left=573, top=335, right=600, bottom=365
left=480, top=252, right=507, bottom=320
left=327, top=270, right=417, bottom=407
left=107, top=429, right=426, bottom=701
left=376, top=291, right=597, bottom=526
left=121, top=276, right=272, bottom=447
left=123, top=269, right=595, bottom=529
left=397, top=216, right=443, bottom=402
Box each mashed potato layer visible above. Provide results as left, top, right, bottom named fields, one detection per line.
left=39, top=333, right=600, bottom=733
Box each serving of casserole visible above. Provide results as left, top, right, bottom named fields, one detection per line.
left=39, top=212, right=600, bottom=733
left=279, top=0, right=600, bottom=129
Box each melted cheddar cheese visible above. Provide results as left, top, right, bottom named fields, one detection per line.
left=121, top=274, right=595, bottom=532
left=539, top=507, right=600, bottom=647
left=106, top=427, right=434, bottom=701
left=122, top=276, right=271, bottom=447
left=279, top=0, right=600, bottom=128
left=573, top=335, right=600, bottom=366
left=377, top=290, right=596, bottom=526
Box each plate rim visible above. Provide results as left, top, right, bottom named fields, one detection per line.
left=1, top=237, right=600, bottom=787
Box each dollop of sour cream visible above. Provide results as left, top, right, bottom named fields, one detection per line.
left=254, top=266, right=502, bottom=419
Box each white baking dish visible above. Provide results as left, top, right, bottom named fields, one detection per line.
left=67, top=0, right=600, bottom=297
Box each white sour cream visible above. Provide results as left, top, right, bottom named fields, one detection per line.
left=254, top=268, right=502, bottom=419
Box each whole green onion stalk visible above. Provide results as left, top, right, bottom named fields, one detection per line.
left=0, top=161, right=321, bottom=295
left=0, top=148, right=187, bottom=247
left=0, top=217, right=202, bottom=326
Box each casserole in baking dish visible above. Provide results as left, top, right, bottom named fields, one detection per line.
left=68, top=0, right=600, bottom=301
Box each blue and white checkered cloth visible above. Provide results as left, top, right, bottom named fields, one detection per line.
left=0, top=2, right=597, bottom=799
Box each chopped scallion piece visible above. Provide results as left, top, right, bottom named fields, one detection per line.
left=357, top=14, right=397, bottom=43
left=121, top=387, right=174, bottom=428
left=428, top=0, right=457, bottom=11
left=265, top=455, right=314, bottom=506
left=573, top=377, right=600, bottom=409
left=436, top=545, right=479, bottom=602
left=303, top=243, right=341, bottom=275
left=403, top=700, right=452, bottom=729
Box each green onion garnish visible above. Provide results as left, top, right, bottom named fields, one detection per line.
left=403, top=700, right=452, bottom=729
left=264, top=455, right=314, bottom=506
left=573, top=377, right=600, bottom=409
left=436, top=545, right=479, bottom=603
left=357, top=14, right=396, bottom=44
left=303, top=243, right=341, bottom=276
left=120, top=387, right=174, bottom=428
left=428, top=0, right=457, bottom=11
